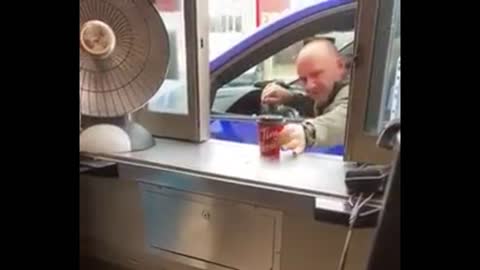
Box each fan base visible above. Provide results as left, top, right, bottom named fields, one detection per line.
left=80, top=120, right=155, bottom=154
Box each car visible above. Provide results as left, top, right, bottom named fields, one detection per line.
left=149, top=0, right=358, bottom=155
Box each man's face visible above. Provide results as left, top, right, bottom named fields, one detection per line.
left=296, top=44, right=345, bottom=103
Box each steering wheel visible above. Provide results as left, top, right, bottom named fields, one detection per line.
left=282, top=106, right=300, bottom=118
left=263, top=104, right=300, bottom=118
left=253, top=79, right=291, bottom=90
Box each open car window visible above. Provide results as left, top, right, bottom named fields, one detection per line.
left=211, top=30, right=355, bottom=118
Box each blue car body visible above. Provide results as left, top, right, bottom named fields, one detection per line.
left=209, top=118, right=345, bottom=155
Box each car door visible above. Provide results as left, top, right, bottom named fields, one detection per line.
left=210, top=0, right=357, bottom=115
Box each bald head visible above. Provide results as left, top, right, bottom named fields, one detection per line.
left=296, top=39, right=345, bottom=103
left=300, top=39, right=339, bottom=58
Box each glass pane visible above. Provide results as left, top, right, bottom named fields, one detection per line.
left=147, top=0, right=189, bottom=115
left=208, top=0, right=331, bottom=61
left=389, top=57, right=400, bottom=121
left=260, top=0, right=331, bottom=25
left=209, top=0, right=253, bottom=60
left=364, top=0, right=400, bottom=134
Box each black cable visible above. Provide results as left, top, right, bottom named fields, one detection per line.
left=347, top=195, right=382, bottom=216
left=359, top=208, right=382, bottom=217
left=336, top=193, right=375, bottom=270
left=337, top=194, right=362, bottom=270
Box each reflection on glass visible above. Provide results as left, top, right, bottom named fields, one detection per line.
left=365, top=0, right=400, bottom=134
left=209, top=0, right=251, bottom=60
left=388, top=57, right=400, bottom=121
left=147, top=0, right=189, bottom=115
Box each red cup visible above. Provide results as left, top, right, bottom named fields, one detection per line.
left=257, top=115, right=285, bottom=159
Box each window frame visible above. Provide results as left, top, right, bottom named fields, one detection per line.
left=344, top=0, right=399, bottom=164
left=132, top=0, right=211, bottom=142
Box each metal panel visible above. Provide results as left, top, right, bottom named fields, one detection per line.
left=120, top=164, right=316, bottom=218
left=80, top=174, right=373, bottom=270
left=141, top=183, right=282, bottom=270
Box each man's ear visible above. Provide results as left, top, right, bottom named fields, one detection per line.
left=336, top=57, right=345, bottom=69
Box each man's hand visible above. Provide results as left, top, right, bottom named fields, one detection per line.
left=261, top=83, right=292, bottom=105
left=278, top=123, right=306, bottom=154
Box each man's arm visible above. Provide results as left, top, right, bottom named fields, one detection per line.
left=303, top=86, right=349, bottom=147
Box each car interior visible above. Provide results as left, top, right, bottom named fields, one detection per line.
left=216, top=36, right=355, bottom=121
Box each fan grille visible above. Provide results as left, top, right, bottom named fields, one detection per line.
left=80, top=0, right=169, bottom=117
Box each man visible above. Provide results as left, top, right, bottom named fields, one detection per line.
left=261, top=38, right=350, bottom=154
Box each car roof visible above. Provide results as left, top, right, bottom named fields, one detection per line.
left=209, top=0, right=355, bottom=72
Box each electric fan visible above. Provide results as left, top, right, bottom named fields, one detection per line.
left=80, top=0, right=169, bottom=153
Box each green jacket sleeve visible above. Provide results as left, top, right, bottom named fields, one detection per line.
left=303, top=85, right=349, bottom=147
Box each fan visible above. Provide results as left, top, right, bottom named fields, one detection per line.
left=79, top=0, right=169, bottom=154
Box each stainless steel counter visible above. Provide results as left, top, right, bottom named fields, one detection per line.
left=81, top=138, right=379, bottom=270
left=86, top=138, right=354, bottom=198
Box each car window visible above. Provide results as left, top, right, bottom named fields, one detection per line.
left=212, top=30, right=355, bottom=116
